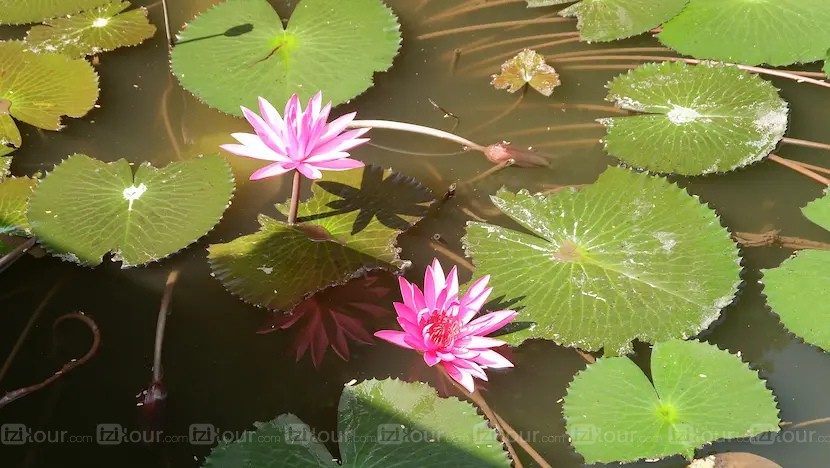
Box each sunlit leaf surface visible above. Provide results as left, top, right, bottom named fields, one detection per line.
left=0, top=0, right=112, bottom=25
left=463, top=166, right=741, bottom=355
left=171, top=0, right=402, bottom=115
left=559, top=0, right=688, bottom=42
left=601, top=61, right=788, bottom=175
left=25, top=1, right=156, bottom=57
left=27, top=153, right=234, bottom=267
left=208, top=165, right=433, bottom=311
left=563, top=340, right=780, bottom=463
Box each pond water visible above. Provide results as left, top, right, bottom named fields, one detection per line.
left=2, top=0, right=830, bottom=467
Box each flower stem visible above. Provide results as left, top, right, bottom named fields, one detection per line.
left=769, top=154, right=830, bottom=185
left=160, top=0, right=173, bottom=50
left=0, top=237, right=36, bottom=274
left=288, top=170, right=302, bottom=225
left=733, top=231, right=830, bottom=250
left=153, top=270, right=179, bottom=384
left=428, top=0, right=526, bottom=22
left=782, top=137, right=830, bottom=151
left=348, top=120, right=487, bottom=152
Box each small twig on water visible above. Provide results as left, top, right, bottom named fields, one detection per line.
left=429, top=240, right=475, bottom=273
left=468, top=88, right=526, bottom=136
left=463, top=159, right=515, bottom=186
left=769, top=154, right=830, bottom=185
left=428, top=98, right=460, bottom=131
left=733, top=231, right=830, bottom=250
left=160, top=0, right=173, bottom=50
left=0, top=313, right=100, bottom=410
left=784, top=417, right=830, bottom=430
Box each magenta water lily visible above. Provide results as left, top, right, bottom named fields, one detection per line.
left=375, top=258, right=517, bottom=393
left=221, top=92, right=370, bottom=181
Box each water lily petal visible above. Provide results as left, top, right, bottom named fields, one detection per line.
left=472, top=349, right=514, bottom=369
left=308, top=129, right=370, bottom=158
left=309, top=158, right=365, bottom=171
left=229, top=133, right=291, bottom=161
left=465, top=335, right=507, bottom=350
left=319, top=112, right=357, bottom=143
left=241, top=106, right=287, bottom=155
left=374, top=330, right=415, bottom=349
left=424, top=258, right=446, bottom=310
left=454, top=359, right=488, bottom=381
left=258, top=97, right=284, bottom=132
left=249, top=162, right=293, bottom=180
left=462, top=310, right=518, bottom=337
left=393, top=302, right=417, bottom=323
left=424, top=350, right=441, bottom=366
left=220, top=143, right=284, bottom=162
left=296, top=163, right=323, bottom=180
left=443, top=361, right=475, bottom=393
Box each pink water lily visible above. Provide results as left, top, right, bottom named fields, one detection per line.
left=220, top=92, right=369, bottom=181
left=375, top=258, right=518, bottom=393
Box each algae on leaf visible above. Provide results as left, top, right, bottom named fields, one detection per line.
left=601, top=61, right=788, bottom=175
left=27, top=154, right=234, bottom=267
left=171, top=0, right=402, bottom=116
left=25, top=1, right=156, bottom=57
left=659, top=0, right=830, bottom=66
left=463, top=166, right=741, bottom=355
left=563, top=340, right=780, bottom=463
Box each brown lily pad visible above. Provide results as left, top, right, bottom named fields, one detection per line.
left=491, top=49, right=561, bottom=96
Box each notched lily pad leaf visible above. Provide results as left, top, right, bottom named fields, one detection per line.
left=0, top=176, right=36, bottom=235
left=208, top=165, right=434, bottom=311
left=659, top=0, right=830, bottom=66
left=563, top=340, right=780, bottom=464
left=27, top=153, right=234, bottom=267
left=559, top=0, right=688, bottom=42
left=202, top=379, right=509, bottom=467
left=0, top=41, right=99, bottom=132
left=491, top=49, right=560, bottom=96
left=25, top=1, right=157, bottom=57
left=0, top=0, right=112, bottom=25
left=601, top=61, right=788, bottom=175
left=762, top=190, right=830, bottom=351
left=171, top=0, right=402, bottom=116
left=463, top=166, right=741, bottom=355
left=0, top=155, right=11, bottom=179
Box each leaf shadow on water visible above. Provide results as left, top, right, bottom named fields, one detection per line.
left=298, top=165, right=434, bottom=235
left=483, top=294, right=532, bottom=337
left=174, top=24, right=254, bottom=46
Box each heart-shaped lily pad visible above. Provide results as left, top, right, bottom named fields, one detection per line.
left=203, top=379, right=509, bottom=467
left=762, top=191, right=830, bottom=351
left=558, top=0, right=689, bottom=42
left=208, top=165, right=433, bottom=311
left=171, top=0, right=402, bottom=116
left=600, top=61, right=788, bottom=175
left=563, top=339, right=780, bottom=464
left=0, top=0, right=112, bottom=25
left=27, top=153, right=234, bottom=267
left=491, top=49, right=561, bottom=96
left=659, top=0, right=830, bottom=66
left=0, top=41, right=99, bottom=139
left=463, top=166, right=741, bottom=355
left=25, top=1, right=156, bottom=57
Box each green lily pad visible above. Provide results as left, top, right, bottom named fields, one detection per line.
left=462, top=166, right=741, bottom=355
left=491, top=49, right=561, bottom=96
left=0, top=156, right=11, bottom=179
left=0, top=41, right=99, bottom=134
left=203, top=379, right=509, bottom=467
left=600, top=61, right=788, bottom=175
left=0, top=177, right=36, bottom=235
left=27, top=153, right=234, bottom=267
left=0, top=0, right=112, bottom=25
left=659, top=0, right=830, bottom=66
left=208, top=165, right=433, bottom=311
left=526, top=0, right=569, bottom=6
left=558, top=0, right=689, bottom=42
left=0, top=114, right=21, bottom=156
left=25, top=1, right=156, bottom=57
left=171, top=0, right=401, bottom=116
left=762, top=192, right=830, bottom=351
left=563, top=339, right=780, bottom=464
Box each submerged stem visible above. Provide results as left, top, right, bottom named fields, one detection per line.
left=160, top=0, right=173, bottom=49
left=349, top=120, right=486, bottom=152
left=782, top=137, right=830, bottom=151
left=417, top=18, right=574, bottom=40
left=428, top=0, right=525, bottom=22
left=733, top=231, right=830, bottom=250
left=0, top=237, right=37, bottom=274
left=288, top=170, right=302, bottom=225
left=769, top=154, right=830, bottom=185
left=450, top=32, right=579, bottom=59
left=153, top=270, right=180, bottom=384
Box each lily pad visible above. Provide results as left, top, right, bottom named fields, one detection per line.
left=208, top=165, right=433, bottom=311
left=762, top=192, right=830, bottom=351
left=0, top=41, right=99, bottom=135
left=25, top=1, right=156, bottom=57
left=491, top=49, right=561, bottom=96
left=0, top=177, right=36, bottom=235
left=600, top=61, right=788, bottom=175
left=659, top=0, right=830, bottom=66
left=171, top=0, right=401, bottom=116
left=462, top=166, right=741, bottom=355
left=203, top=379, right=509, bottom=467
left=0, top=156, right=11, bottom=179
left=27, top=153, right=234, bottom=267
left=0, top=0, right=112, bottom=25
left=526, top=0, right=570, bottom=6
left=0, top=114, right=21, bottom=156
left=563, top=339, right=780, bottom=464
left=558, top=0, right=689, bottom=42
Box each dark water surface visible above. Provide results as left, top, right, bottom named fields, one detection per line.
left=2, top=0, right=830, bottom=467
